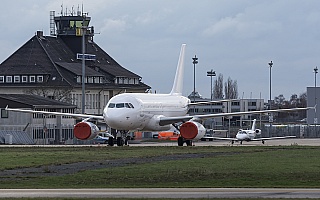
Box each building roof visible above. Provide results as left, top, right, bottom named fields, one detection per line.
left=0, top=94, right=76, bottom=109
left=0, top=31, right=150, bottom=90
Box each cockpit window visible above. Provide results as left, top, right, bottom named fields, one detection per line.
left=125, top=103, right=135, bottom=108
left=108, top=103, right=134, bottom=109
left=108, top=103, right=115, bottom=108
left=116, top=103, right=125, bottom=108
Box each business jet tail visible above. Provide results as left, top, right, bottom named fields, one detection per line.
left=170, top=44, right=186, bottom=95
left=251, top=119, right=257, bottom=131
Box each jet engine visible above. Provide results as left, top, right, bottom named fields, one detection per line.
left=74, top=121, right=100, bottom=140
left=179, top=121, right=206, bottom=140
left=255, top=129, right=261, bottom=135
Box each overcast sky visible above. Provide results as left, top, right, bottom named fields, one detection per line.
left=1, top=0, right=320, bottom=101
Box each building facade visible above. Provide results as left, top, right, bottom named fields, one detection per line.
left=187, top=92, right=265, bottom=129
left=0, top=94, right=77, bottom=144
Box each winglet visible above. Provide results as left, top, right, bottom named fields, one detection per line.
left=170, top=44, right=186, bottom=95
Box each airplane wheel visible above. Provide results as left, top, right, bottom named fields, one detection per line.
left=262, top=140, right=265, bottom=144
left=124, top=138, right=129, bottom=145
left=186, top=140, right=192, bottom=146
left=117, top=137, right=124, bottom=146
left=108, top=138, right=114, bottom=146
left=240, top=141, right=243, bottom=145
left=177, top=137, right=184, bottom=146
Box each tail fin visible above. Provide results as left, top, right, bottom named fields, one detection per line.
left=251, top=119, right=257, bottom=131
left=170, top=44, right=186, bottom=95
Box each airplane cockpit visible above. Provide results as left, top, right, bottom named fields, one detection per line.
left=237, top=129, right=247, bottom=134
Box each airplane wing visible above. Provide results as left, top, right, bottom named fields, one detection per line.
left=159, top=107, right=314, bottom=126
left=159, top=116, right=193, bottom=126
left=251, top=136, right=297, bottom=141
left=5, top=106, right=105, bottom=120
left=192, top=107, right=314, bottom=120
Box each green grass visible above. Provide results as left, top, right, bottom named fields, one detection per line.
left=0, top=146, right=320, bottom=189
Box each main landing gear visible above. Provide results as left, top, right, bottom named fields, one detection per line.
left=177, top=136, right=193, bottom=146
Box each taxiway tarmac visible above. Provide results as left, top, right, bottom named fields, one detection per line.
left=1, top=188, right=320, bottom=198
left=130, top=138, right=320, bottom=146
left=0, top=138, right=319, bottom=147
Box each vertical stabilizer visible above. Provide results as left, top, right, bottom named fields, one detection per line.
left=170, top=44, right=186, bottom=95
left=251, top=119, right=257, bottom=131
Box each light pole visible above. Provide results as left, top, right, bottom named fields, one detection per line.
left=314, top=66, right=318, bottom=124
left=192, top=55, right=198, bottom=106
left=207, top=69, right=216, bottom=128
left=81, top=15, right=87, bottom=114
left=207, top=70, right=216, bottom=102
left=268, top=61, right=273, bottom=137
left=268, top=61, right=273, bottom=110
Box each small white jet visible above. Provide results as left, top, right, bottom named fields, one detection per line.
left=210, top=119, right=296, bottom=144
left=6, top=44, right=312, bottom=146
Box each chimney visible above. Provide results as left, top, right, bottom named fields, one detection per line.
left=36, top=31, right=44, bottom=38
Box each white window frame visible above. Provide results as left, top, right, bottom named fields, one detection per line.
left=22, top=76, right=28, bottom=82
left=14, top=76, right=20, bottom=83
left=6, top=76, right=12, bottom=83
left=30, top=76, right=35, bottom=83
left=37, top=75, right=43, bottom=82
left=0, top=76, right=4, bottom=83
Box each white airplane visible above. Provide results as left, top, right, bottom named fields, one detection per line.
left=6, top=44, right=313, bottom=146
left=209, top=119, right=296, bottom=144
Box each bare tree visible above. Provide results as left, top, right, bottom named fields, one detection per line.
left=213, top=73, right=224, bottom=99
left=24, top=87, right=73, bottom=104
left=224, top=77, right=238, bottom=99
left=298, top=92, right=307, bottom=107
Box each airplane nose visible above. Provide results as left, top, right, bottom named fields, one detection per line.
left=104, top=109, right=133, bottom=130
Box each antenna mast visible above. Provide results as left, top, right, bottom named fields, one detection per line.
left=50, top=11, right=56, bottom=36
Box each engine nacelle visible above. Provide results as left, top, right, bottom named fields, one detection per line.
left=74, top=121, right=100, bottom=140
left=255, top=129, right=261, bottom=135
left=179, top=121, right=206, bottom=140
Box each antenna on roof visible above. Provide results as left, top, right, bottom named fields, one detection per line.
left=50, top=11, right=56, bottom=36
left=77, top=4, right=81, bottom=16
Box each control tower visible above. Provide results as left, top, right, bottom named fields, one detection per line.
left=51, top=10, right=94, bottom=54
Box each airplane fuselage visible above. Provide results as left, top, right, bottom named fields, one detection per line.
left=235, top=130, right=256, bottom=141
left=103, top=93, right=190, bottom=131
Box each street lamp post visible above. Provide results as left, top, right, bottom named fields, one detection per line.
left=81, top=15, right=87, bottom=114
left=207, top=69, right=216, bottom=102
left=192, top=55, right=198, bottom=107
left=207, top=69, right=216, bottom=129
left=314, top=66, right=318, bottom=124
left=268, top=61, right=273, bottom=137
left=268, top=61, right=273, bottom=110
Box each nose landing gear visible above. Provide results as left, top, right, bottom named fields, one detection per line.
left=108, top=130, right=130, bottom=146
